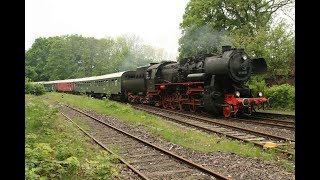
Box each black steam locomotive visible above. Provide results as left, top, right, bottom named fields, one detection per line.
left=123, top=45, right=269, bottom=117
left=40, top=46, right=269, bottom=118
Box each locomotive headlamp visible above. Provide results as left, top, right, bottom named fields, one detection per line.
left=258, top=92, right=263, bottom=97
left=242, top=55, right=247, bottom=60
left=235, top=91, right=240, bottom=97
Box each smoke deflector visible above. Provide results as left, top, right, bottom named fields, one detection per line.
left=251, top=58, right=267, bottom=74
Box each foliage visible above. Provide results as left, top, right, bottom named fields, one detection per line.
left=180, top=0, right=293, bottom=34
left=25, top=37, right=53, bottom=81
left=25, top=66, right=38, bottom=80
left=247, top=76, right=267, bottom=96
left=25, top=95, right=120, bottom=179
left=247, top=77, right=294, bottom=111
left=84, top=153, right=119, bottom=179
left=265, top=84, right=295, bottom=110
left=25, top=82, right=46, bottom=95
left=178, top=0, right=295, bottom=81
left=25, top=34, right=168, bottom=81
left=231, top=22, right=295, bottom=80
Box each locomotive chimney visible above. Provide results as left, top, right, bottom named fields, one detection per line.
left=222, top=46, right=231, bottom=52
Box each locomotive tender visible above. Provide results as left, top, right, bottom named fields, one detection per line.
left=39, top=46, right=269, bottom=117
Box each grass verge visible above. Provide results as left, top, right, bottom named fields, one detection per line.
left=25, top=94, right=121, bottom=179
left=44, top=92, right=294, bottom=172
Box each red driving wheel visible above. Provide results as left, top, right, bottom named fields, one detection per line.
left=162, top=95, right=169, bottom=109
left=170, top=94, right=178, bottom=110
left=223, top=105, right=232, bottom=118
left=178, top=95, right=185, bottom=111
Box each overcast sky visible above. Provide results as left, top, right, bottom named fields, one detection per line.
left=25, top=0, right=189, bottom=59
left=26, top=0, right=294, bottom=59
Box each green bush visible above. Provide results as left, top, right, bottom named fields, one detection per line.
left=85, top=153, right=119, bottom=179
left=25, top=143, right=66, bottom=179
left=247, top=76, right=267, bottom=96
left=247, top=77, right=295, bottom=111
left=264, top=84, right=295, bottom=110
left=61, top=156, right=80, bottom=175
left=25, top=82, right=46, bottom=95
left=26, top=95, right=120, bottom=179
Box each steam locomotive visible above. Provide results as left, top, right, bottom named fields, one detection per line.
left=39, top=46, right=269, bottom=117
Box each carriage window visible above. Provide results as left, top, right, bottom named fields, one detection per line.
left=115, top=79, right=118, bottom=86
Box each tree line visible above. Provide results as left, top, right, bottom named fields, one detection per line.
left=25, top=35, right=168, bottom=81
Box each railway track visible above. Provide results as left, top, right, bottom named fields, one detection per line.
left=237, top=115, right=294, bottom=130
left=132, top=104, right=295, bottom=158
left=61, top=104, right=230, bottom=180
left=123, top=101, right=294, bottom=130
left=150, top=106, right=295, bottom=131
left=252, top=112, right=295, bottom=121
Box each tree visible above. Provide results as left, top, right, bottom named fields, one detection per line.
left=231, top=21, right=295, bottom=81
left=43, top=37, right=75, bottom=80
left=180, top=0, right=294, bottom=33
left=25, top=66, right=38, bottom=80
left=25, top=37, right=54, bottom=81
left=178, top=0, right=294, bottom=59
